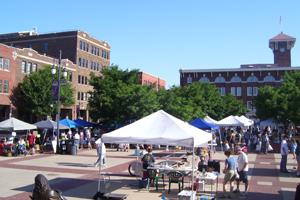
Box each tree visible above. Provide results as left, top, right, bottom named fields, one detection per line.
left=254, top=71, right=300, bottom=125
left=221, top=94, right=247, bottom=118
left=158, top=82, right=246, bottom=121
left=88, top=66, right=160, bottom=125
left=10, top=66, right=74, bottom=122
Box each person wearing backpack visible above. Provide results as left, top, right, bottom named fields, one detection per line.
left=295, top=140, right=300, bottom=177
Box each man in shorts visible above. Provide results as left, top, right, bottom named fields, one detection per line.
left=223, top=150, right=236, bottom=192
left=235, top=146, right=249, bottom=195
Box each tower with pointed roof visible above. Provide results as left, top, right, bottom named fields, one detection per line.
left=269, top=32, right=296, bottom=67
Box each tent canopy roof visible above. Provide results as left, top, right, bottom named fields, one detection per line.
left=189, top=118, right=219, bottom=130
left=59, top=118, right=77, bottom=128
left=74, top=119, right=98, bottom=128
left=102, top=110, right=212, bottom=147
left=0, top=117, right=37, bottom=131
left=34, top=119, right=69, bottom=130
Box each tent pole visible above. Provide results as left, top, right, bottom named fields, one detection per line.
left=191, top=144, right=195, bottom=200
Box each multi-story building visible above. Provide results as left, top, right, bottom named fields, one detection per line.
left=137, top=71, right=166, bottom=90
left=0, top=43, right=77, bottom=121
left=0, top=29, right=111, bottom=120
left=180, top=32, right=300, bottom=116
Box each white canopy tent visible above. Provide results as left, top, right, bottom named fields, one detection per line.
left=102, top=110, right=212, bottom=147
left=217, top=115, right=246, bottom=127
left=0, top=117, right=37, bottom=131
left=203, top=115, right=219, bottom=125
left=236, top=115, right=254, bottom=127
left=102, top=110, right=212, bottom=196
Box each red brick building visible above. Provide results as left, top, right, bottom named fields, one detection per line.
left=137, top=71, right=166, bottom=90
left=180, top=32, right=300, bottom=116
left=0, top=43, right=77, bottom=121
left=0, top=29, right=111, bottom=120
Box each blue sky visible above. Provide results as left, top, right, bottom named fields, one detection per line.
left=2, top=0, right=300, bottom=88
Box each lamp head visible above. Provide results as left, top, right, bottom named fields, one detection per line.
left=51, top=66, right=57, bottom=75
left=62, top=68, right=68, bottom=78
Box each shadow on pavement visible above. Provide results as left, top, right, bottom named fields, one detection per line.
left=57, top=162, right=94, bottom=168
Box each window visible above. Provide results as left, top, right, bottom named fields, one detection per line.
left=26, top=62, right=32, bottom=74
left=81, top=76, right=84, bottom=84
left=247, top=87, right=258, bottom=96
left=0, top=58, right=3, bottom=70
left=186, top=76, right=193, bottom=83
left=77, top=92, right=80, bottom=100
left=86, top=43, right=89, bottom=52
left=264, top=74, right=275, bottom=82
left=0, top=80, right=2, bottom=93
left=91, top=46, right=94, bottom=54
left=21, top=61, right=26, bottom=73
left=85, top=77, right=87, bottom=85
left=78, top=75, right=81, bottom=84
left=43, top=42, right=48, bottom=52
left=4, top=80, right=9, bottom=93
left=81, top=92, right=84, bottom=100
left=247, top=101, right=253, bottom=110
left=231, top=87, right=241, bottom=96
left=218, top=87, right=226, bottom=96
left=80, top=41, right=83, bottom=50
left=215, top=75, right=225, bottom=83
left=247, top=75, right=258, bottom=82
left=97, top=63, right=100, bottom=71
left=3, top=59, right=10, bottom=70
left=78, top=57, right=82, bottom=66
left=69, top=72, right=72, bottom=81
left=32, top=64, right=37, bottom=72
left=199, top=77, right=210, bottom=83
left=230, top=74, right=241, bottom=82
left=86, top=60, right=89, bottom=68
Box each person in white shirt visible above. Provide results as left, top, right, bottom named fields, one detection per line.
left=94, top=138, right=106, bottom=167
left=234, top=146, right=249, bottom=194
left=280, top=135, right=289, bottom=173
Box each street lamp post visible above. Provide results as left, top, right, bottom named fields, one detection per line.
left=51, top=50, right=68, bottom=154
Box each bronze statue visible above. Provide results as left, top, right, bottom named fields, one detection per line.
left=31, top=174, right=67, bottom=200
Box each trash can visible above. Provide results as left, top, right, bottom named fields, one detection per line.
left=71, top=144, right=77, bottom=155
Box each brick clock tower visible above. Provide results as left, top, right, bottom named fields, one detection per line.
left=269, top=32, right=296, bottom=67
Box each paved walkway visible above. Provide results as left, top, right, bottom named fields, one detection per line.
left=0, top=149, right=298, bottom=200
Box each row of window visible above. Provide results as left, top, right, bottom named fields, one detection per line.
left=0, top=57, right=10, bottom=71
left=188, top=73, right=277, bottom=83
left=78, top=57, right=102, bottom=71
left=217, top=87, right=258, bottom=97
left=78, top=75, right=88, bottom=85
left=0, top=80, right=9, bottom=93
left=79, top=40, right=110, bottom=59
left=21, top=61, right=37, bottom=74
left=77, top=92, right=90, bottom=101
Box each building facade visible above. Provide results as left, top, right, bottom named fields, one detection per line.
left=137, top=71, right=166, bottom=90
left=0, top=30, right=111, bottom=120
left=180, top=32, right=300, bottom=116
left=0, top=43, right=77, bottom=121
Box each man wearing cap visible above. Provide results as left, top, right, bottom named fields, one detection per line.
left=235, top=146, right=249, bottom=195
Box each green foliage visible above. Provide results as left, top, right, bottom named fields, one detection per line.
left=158, top=82, right=246, bottom=121
left=89, top=65, right=160, bottom=124
left=10, top=66, right=74, bottom=122
left=254, top=71, right=300, bottom=124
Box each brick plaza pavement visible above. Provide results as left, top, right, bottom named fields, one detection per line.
left=0, top=148, right=298, bottom=200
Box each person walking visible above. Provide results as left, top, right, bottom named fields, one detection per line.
left=280, top=135, right=290, bottom=173
left=94, top=138, right=106, bottom=167
left=222, top=150, right=236, bottom=192
left=234, top=146, right=249, bottom=195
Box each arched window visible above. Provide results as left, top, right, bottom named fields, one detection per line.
left=264, top=73, right=275, bottom=82
left=247, top=75, right=258, bottom=82
left=215, top=75, right=225, bottom=83
left=199, top=77, right=210, bottom=83
left=230, top=74, right=241, bottom=82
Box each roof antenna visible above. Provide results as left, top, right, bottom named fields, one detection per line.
left=279, top=16, right=282, bottom=34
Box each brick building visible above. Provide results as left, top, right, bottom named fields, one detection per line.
left=0, top=29, right=111, bottom=120
left=0, top=43, right=77, bottom=121
left=180, top=32, right=300, bottom=116
left=137, top=71, right=166, bottom=90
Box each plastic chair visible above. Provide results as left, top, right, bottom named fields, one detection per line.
left=167, top=171, right=184, bottom=194
left=146, top=169, right=162, bottom=190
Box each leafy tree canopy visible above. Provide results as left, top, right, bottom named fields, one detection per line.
left=10, top=66, right=74, bottom=122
